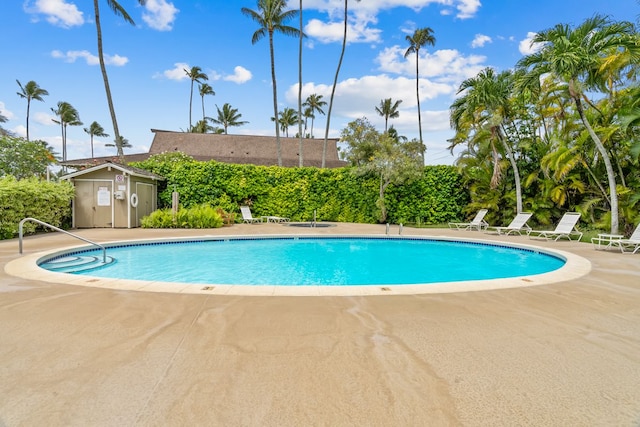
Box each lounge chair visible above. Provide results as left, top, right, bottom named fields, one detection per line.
left=240, top=206, right=290, bottom=224
left=592, top=223, right=640, bottom=254
left=448, top=209, right=489, bottom=231
left=529, top=212, right=583, bottom=241
left=240, top=206, right=263, bottom=223
left=486, top=212, right=533, bottom=236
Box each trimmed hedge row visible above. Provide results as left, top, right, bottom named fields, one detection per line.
left=0, top=177, right=75, bottom=239
left=133, top=154, right=468, bottom=225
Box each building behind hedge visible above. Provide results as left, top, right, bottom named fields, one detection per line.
left=61, top=130, right=347, bottom=169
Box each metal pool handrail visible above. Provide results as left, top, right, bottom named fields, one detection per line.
left=19, top=217, right=107, bottom=263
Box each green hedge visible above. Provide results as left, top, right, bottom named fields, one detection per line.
left=133, top=153, right=468, bottom=224
left=0, top=177, right=75, bottom=239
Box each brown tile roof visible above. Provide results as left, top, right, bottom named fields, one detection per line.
left=61, top=130, right=347, bottom=169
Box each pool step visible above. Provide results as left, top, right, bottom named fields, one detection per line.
left=40, top=255, right=115, bottom=273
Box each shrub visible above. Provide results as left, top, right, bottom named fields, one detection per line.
left=141, top=204, right=223, bottom=229
left=0, top=177, right=74, bottom=239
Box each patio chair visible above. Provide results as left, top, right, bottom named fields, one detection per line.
left=592, top=222, right=640, bottom=254
left=486, top=212, right=533, bottom=236
left=448, top=209, right=489, bottom=231
left=529, top=212, right=583, bottom=241
left=239, top=206, right=263, bottom=224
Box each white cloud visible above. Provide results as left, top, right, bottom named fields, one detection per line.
left=23, top=0, right=84, bottom=28
left=0, top=102, right=15, bottom=121
left=34, top=111, right=56, bottom=126
left=286, top=74, right=452, bottom=124
left=519, top=31, right=543, bottom=55
left=305, top=17, right=381, bottom=44
left=455, top=0, right=481, bottom=19
left=375, top=45, right=486, bottom=83
left=223, top=66, right=252, bottom=84
left=156, top=62, right=190, bottom=81
left=51, top=50, right=128, bottom=66
left=142, top=0, right=179, bottom=31
left=302, top=0, right=480, bottom=44
left=471, top=34, right=492, bottom=48
left=13, top=125, right=27, bottom=138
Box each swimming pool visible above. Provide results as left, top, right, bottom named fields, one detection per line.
left=35, top=236, right=572, bottom=293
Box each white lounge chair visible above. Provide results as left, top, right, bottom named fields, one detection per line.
left=592, top=223, right=640, bottom=254
left=486, top=212, right=533, bottom=236
left=529, top=212, right=583, bottom=241
left=448, top=209, right=489, bottom=231
left=240, top=206, right=263, bottom=223
left=240, top=206, right=290, bottom=224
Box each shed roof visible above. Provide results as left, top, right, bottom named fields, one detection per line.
left=60, top=161, right=165, bottom=181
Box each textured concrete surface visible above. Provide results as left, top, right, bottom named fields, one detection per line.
left=1, top=223, right=639, bottom=426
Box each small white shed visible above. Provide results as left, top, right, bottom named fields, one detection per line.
left=61, top=162, right=164, bottom=228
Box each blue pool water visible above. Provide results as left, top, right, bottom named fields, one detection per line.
left=39, top=237, right=565, bottom=287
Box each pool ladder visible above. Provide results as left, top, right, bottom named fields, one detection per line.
left=18, top=217, right=107, bottom=263
left=385, top=223, right=403, bottom=235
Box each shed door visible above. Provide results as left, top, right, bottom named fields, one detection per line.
left=135, top=182, right=154, bottom=227
left=75, top=181, right=113, bottom=228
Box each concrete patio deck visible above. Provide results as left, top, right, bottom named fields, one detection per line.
left=1, top=223, right=639, bottom=426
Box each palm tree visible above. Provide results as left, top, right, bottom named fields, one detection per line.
left=517, top=15, right=640, bottom=235
left=84, top=121, right=109, bottom=158
left=323, top=0, right=361, bottom=168
left=93, top=0, right=146, bottom=162
left=297, top=0, right=304, bottom=166
left=51, top=101, right=82, bottom=163
left=375, top=98, right=402, bottom=132
left=199, top=83, right=215, bottom=122
left=106, top=135, right=132, bottom=154
left=16, top=80, right=49, bottom=141
left=404, top=27, right=436, bottom=163
left=185, top=66, right=208, bottom=131
left=272, top=107, right=299, bottom=137
left=450, top=68, right=524, bottom=214
left=303, top=93, right=327, bottom=138
left=242, top=0, right=300, bottom=167
left=210, top=103, right=248, bottom=134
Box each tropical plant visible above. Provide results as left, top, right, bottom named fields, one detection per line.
left=449, top=68, right=524, bottom=214
left=517, top=14, right=640, bottom=234
left=375, top=98, right=402, bottom=133
left=198, top=83, right=215, bottom=122
left=16, top=80, right=49, bottom=141
left=404, top=27, right=436, bottom=163
left=303, top=93, right=326, bottom=138
left=184, top=66, right=208, bottom=131
left=341, top=117, right=423, bottom=222
left=210, top=103, right=248, bottom=134
left=105, top=135, right=132, bottom=154
left=93, top=0, right=146, bottom=161
left=0, top=136, right=57, bottom=179
left=323, top=0, right=361, bottom=168
left=51, top=102, right=82, bottom=163
left=272, top=107, right=299, bottom=137
left=83, top=121, right=109, bottom=158
left=242, top=0, right=300, bottom=166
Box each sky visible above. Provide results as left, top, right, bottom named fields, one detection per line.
left=0, top=0, right=636, bottom=165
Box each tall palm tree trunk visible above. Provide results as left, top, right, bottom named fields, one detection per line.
left=297, top=0, right=303, bottom=167
left=414, top=51, right=424, bottom=163
left=94, top=0, right=123, bottom=161
left=26, top=100, right=31, bottom=141
left=269, top=30, right=282, bottom=166
left=323, top=0, right=348, bottom=168
left=499, top=134, right=523, bottom=213
left=574, top=94, right=619, bottom=234
left=189, top=80, right=194, bottom=130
